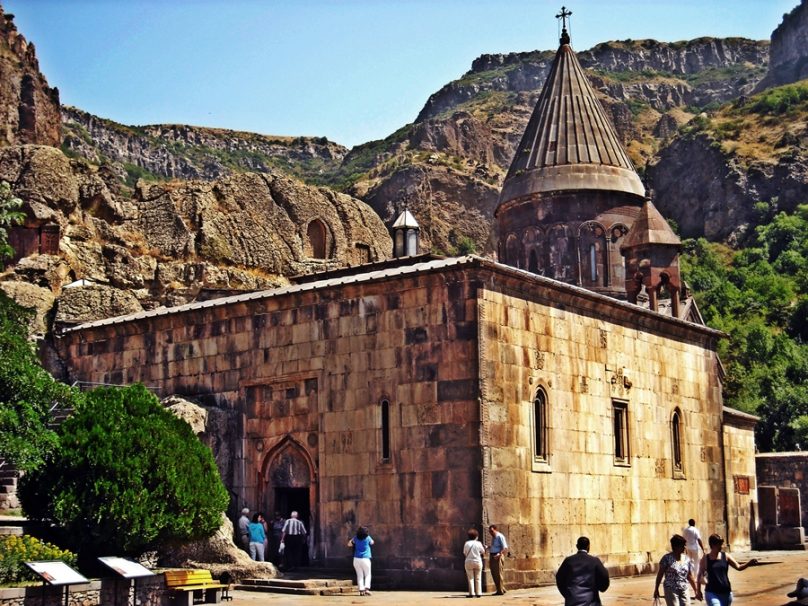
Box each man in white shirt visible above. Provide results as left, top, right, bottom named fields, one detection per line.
left=683, top=518, right=705, bottom=574
left=281, top=511, right=308, bottom=570
left=237, top=507, right=250, bottom=551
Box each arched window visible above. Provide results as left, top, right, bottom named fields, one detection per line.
left=306, top=219, right=328, bottom=259
left=578, top=221, right=607, bottom=287
left=532, top=388, right=548, bottom=462
left=672, top=408, right=684, bottom=477
left=380, top=399, right=391, bottom=462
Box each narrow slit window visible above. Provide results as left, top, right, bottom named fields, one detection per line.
left=672, top=409, right=683, bottom=474
left=380, top=399, right=390, bottom=462
left=613, top=401, right=630, bottom=465
left=533, top=388, right=548, bottom=461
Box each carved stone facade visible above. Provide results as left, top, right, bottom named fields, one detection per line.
left=57, top=256, right=753, bottom=588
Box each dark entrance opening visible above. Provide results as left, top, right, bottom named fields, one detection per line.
left=275, top=487, right=310, bottom=530
left=276, top=487, right=310, bottom=566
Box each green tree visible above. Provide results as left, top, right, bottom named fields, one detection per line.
left=681, top=203, right=808, bottom=450
left=19, top=384, right=229, bottom=557
left=0, top=292, right=78, bottom=471
left=0, top=181, right=24, bottom=269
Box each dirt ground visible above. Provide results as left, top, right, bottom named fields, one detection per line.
left=226, top=549, right=808, bottom=605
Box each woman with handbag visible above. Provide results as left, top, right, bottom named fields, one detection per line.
left=348, top=526, right=375, bottom=596
left=653, top=534, right=698, bottom=605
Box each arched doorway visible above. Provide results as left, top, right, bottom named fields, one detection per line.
left=261, top=436, right=317, bottom=563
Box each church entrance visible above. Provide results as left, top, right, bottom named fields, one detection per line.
left=262, top=436, right=316, bottom=565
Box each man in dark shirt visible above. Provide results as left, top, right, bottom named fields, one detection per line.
left=556, top=536, right=610, bottom=606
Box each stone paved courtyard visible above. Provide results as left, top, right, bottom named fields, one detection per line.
left=226, top=550, right=808, bottom=605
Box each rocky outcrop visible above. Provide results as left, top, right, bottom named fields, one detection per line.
left=649, top=133, right=808, bottom=241
left=755, top=0, right=808, bottom=90
left=62, top=106, right=347, bottom=183
left=357, top=163, right=500, bottom=255
left=416, top=39, right=768, bottom=123
left=0, top=145, right=392, bottom=334
left=581, top=37, right=768, bottom=76
left=0, top=6, right=60, bottom=147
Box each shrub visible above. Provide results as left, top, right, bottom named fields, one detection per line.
left=0, top=535, right=77, bottom=585
left=0, top=292, right=80, bottom=472
left=19, top=384, right=229, bottom=557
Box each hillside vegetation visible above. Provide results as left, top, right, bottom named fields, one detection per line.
left=682, top=202, right=808, bottom=451
left=680, top=79, right=808, bottom=165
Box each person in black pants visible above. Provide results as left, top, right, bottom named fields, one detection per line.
left=556, top=536, right=610, bottom=606
left=280, top=511, right=307, bottom=570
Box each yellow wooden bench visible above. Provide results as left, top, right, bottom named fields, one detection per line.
left=164, top=569, right=226, bottom=605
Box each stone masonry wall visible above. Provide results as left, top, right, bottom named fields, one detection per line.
left=756, top=452, right=808, bottom=529
left=477, top=271, right=727, bottom=588
left=58, top=265, right=482, bottom=589
left=722, top=411, right=758, bottom=551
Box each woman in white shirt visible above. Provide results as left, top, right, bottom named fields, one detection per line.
left=463, top=528, right=486, bottom=598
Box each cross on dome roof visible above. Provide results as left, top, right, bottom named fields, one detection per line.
left=556, top=6, right=572, bottom=45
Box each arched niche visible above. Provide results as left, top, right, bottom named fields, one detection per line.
left=305, top=219, right=332, bottom=259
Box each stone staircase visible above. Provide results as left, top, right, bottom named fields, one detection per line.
left=236, top=577, right=355, bottom=596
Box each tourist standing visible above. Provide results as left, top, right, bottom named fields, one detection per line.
left=697, top=534, right=758, bottom=606
left=348, top=526, right=375, bottom=596
left=248, top=513, right=267, bottom=561
left=462, top=528, right=485, bottom=598
left=487, top=524, right=509, bottom=595
left=269, top=512, right=285, bottom=565
left=683, top=519, right=705, bottom=575
left=280, top=511, right=308, bottom=570
left=653, top=534, right=698, bottom=606
left=237, top=507, right=250, bottom=552
left=556, top=536, right=610, bottom=606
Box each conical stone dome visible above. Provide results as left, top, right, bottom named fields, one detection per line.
left=494, top=25, right=647, bottom=298
left=498, top=43, right=644, bottom=209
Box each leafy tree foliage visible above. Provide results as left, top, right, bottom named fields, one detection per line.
left=681, top=203, right=808, bottom=451
left=19, top=384, right=229, bottom=557
left=0, top=292, right=79, bottom=471
left=0, top=181, right=24, bottom=269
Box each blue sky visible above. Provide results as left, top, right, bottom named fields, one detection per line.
left=5, top=0, right=798, bottom=148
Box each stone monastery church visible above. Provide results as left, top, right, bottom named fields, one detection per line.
left=57, top=18, right=758, bottom=589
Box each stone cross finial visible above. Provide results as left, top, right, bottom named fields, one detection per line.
left=556, top=6, right=572, bottom=45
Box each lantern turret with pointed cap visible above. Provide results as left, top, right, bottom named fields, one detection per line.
left=392, top=208, right=420, bottom=258
left=495, top=7, right=648, bottom=298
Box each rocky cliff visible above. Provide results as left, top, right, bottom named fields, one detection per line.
left=0, top=145, right=391, bottom=336
left=417, top=38, right=768, bottom=123
left=62, top=106, right=347, bottom=186
left=649, top=83, right=808, bottom=242
left=0, top=5, right=60, bottom=147
left=755, top=0, right=808, bottom=90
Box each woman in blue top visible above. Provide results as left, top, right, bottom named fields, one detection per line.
left=248, top=513, right=267, bottom=561
left=348, top=526, right=375, bottom=596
